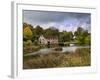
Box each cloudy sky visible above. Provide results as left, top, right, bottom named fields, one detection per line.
left=23, top=10, right=91, bottom=32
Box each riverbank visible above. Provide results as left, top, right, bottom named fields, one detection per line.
left=23, top=48, right=90, bottom=69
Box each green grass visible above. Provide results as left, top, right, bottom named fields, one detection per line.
left=23, top=48, right=91, bottom=69
left=23, top=45, right=41, bottom=54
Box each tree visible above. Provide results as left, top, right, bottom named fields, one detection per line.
left=23, top=26, right=33, bottom=40
left=74, top=27, right=84, bottom=37
left=85, top=35, right=91, bottom=45
left=74, top=27, right=90, bottom=45
left=31, top=25, right=44, bottom=43
left=59, top=31, right=73, bottom=42
left=44, top=27, right=59, bottom=37
left=67, top=31, right=73, bottom=41
left=35, top=25, right=43, bottom=36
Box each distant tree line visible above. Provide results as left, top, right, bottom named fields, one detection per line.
left=23, top=22, right=91, bottom=46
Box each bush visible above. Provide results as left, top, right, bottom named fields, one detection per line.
left=23, top=40, right=33, bottom=47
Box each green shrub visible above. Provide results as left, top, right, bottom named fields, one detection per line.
left=24, top=40, right=33, bottom=46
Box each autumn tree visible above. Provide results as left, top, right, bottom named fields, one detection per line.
left=23, top=26, right=33, bottom=40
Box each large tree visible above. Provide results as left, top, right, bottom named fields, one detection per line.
left=59, top=31, right=73, bottom=42
left=74, top=27, right=90, bottom=45
left=35, top=25, right=43, bottom=36
left=44, top=27, right=59, bottom=37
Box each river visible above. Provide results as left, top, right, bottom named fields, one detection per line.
left=24, top=46, right=90, bottom=56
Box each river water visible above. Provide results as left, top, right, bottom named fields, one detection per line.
left=62, top=46, right=90, bottom=52
left=24, top=46, right=90, bottom=56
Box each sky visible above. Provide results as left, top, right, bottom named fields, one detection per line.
left=23, top=10, right=91, bottom=32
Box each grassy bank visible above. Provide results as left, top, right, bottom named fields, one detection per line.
left=23, top=48, right=91, bottom=69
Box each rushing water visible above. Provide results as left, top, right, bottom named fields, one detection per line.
left=24, top=46, right=90, bottom=56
